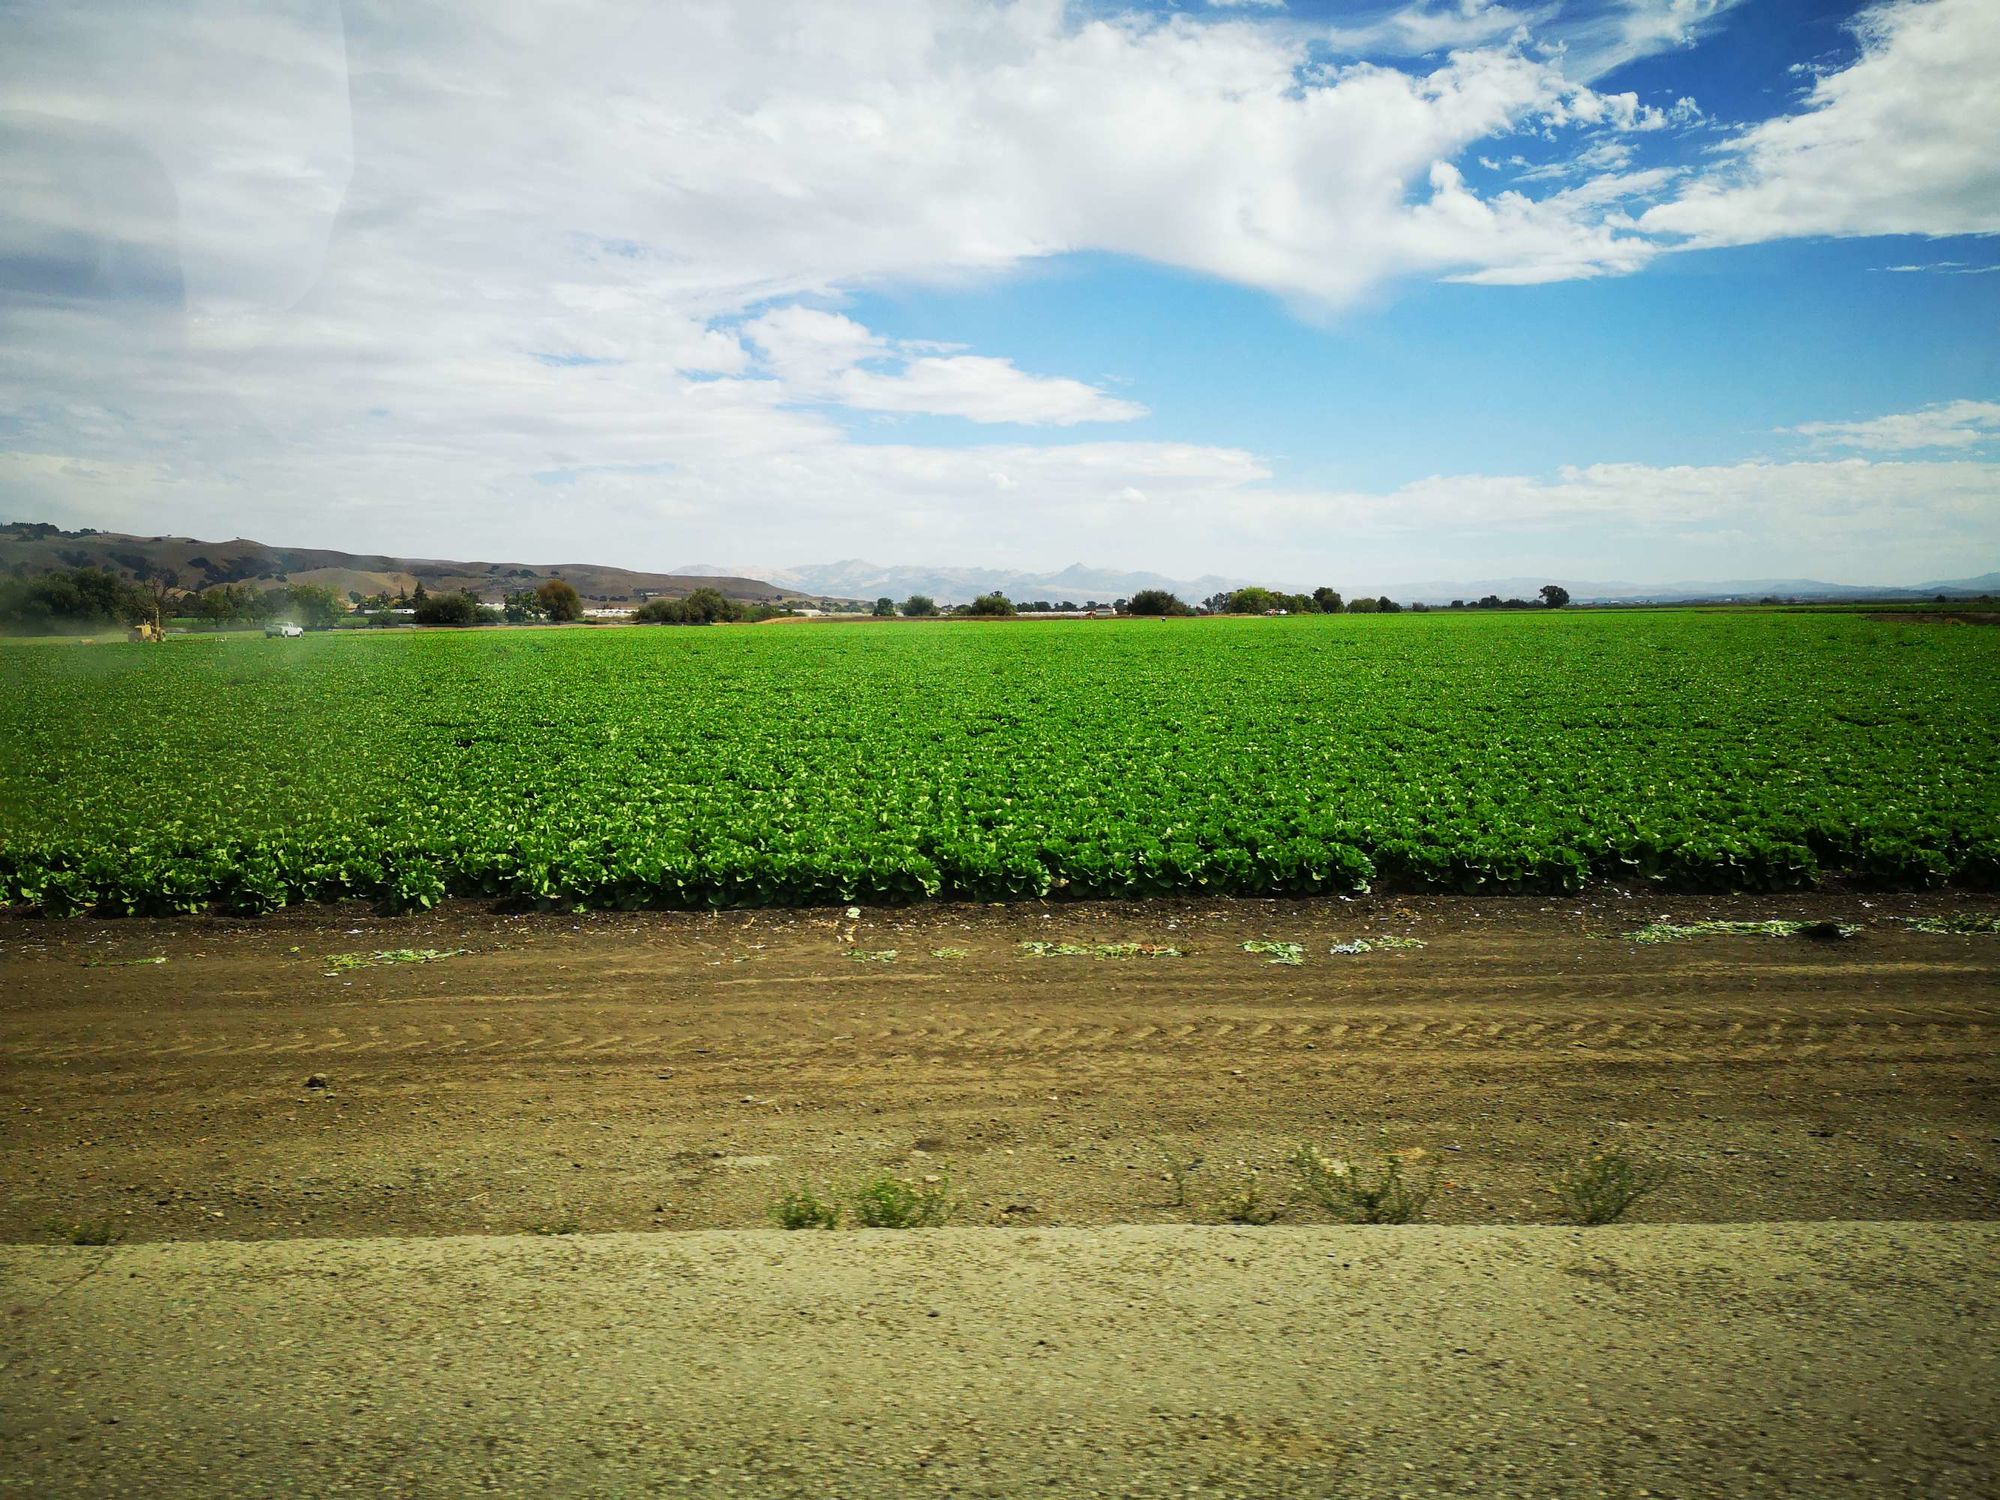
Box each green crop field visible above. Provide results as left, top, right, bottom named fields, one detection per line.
left=2, top=612, right=1995, bottom=915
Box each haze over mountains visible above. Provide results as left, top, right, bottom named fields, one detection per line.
left=683, top=559, right=2000, bottom=607
left=6, top=523, right=1993, bottom=609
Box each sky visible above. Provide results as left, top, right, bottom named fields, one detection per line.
left=1, top=0, right=1996, bottom=588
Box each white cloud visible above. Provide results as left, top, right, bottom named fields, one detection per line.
left=1327, top=3, right=1548, bottom=59
left=1786, top=400, right=2000, bottom=452
left=742, top=307, right=1145, bottom=425
left=1327, top=2, right=1739, bottom=78
left=0, top=0, right=1994, bottom=591
left=1643, top=0, right=2000, bottom=246
left=1881, top=261, right=2000, bottom=274
left=1552, top=0, right=1744, bottom=79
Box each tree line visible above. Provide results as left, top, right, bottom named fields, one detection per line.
left=870, top=583, right=1573, bottom=618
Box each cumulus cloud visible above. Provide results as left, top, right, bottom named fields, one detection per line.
left=743, top=307, right=1145, bottom=425
left=1786, top=400, right=2000, bottom=452
left=0, top=0, right=1993, bottom=586
left=1643, top=0, right=2000, bottom=246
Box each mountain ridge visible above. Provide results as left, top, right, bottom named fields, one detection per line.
left=0, top=524, right=818, bottom=606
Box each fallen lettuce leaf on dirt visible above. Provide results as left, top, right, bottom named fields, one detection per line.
left=1327, top=935, right=1426, bottom=955
left=323, top=947, right=471, bottom=974
left=1018, top=940, right=1183, bottom=959
left=1894, top=914, right=2000, bottom=935
left=1624, top=919, right=1859, bottom=944
left=1241, top=940, right=1305, bottom=965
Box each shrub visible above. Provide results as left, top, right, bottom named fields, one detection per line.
left=1289, top=1145, right=1434, bottom=1223
left=53, top=1215, right=120, bottom=1246
left=1554, top=1150, right=1669, bottom=1225
left=961, top=593, right=1016, bottom=617
left=769, top=1184, right=841, bottom=1229
left=849, top=1172, right=952, bottom=1228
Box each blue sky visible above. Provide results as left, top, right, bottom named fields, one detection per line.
left=1, top=0, right=1996, bottom=587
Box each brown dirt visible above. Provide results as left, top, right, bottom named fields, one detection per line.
left=3, top=891, right=1996, bottom=1243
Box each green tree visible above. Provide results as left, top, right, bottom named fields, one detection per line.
left=0, top=567, right=151, bottom=631
left=679, top=587, right=740, bottom=623
left=962, top=592, right=1016, bottom=617
left=872, top=596, right=897, bottom=617
left=1225, top=586, right=1281, bottom=614
left=1540, top=584, right=1571, bottom=609
left=900, top=594, right=938, bottom=617
left=277, top=583, right=345, bottom=630
left=413, top=590, right=483, bottom=626
left=503, top=589, right=548, bottom=623
left=635, top=597, right=688, bottom=624
left=1124, top=588, right=1185, bottom=616
left=535, top=578, right=583, bottom=622
left=1312, top=587, right=1344, bottom=613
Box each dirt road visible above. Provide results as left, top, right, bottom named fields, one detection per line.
left=4, top=892, right=1995, bottom=1240
left=4, top=1222, right=1996, bottom=1498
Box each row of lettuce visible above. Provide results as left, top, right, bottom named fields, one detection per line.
left=3, top=611, right=1995, bottom=914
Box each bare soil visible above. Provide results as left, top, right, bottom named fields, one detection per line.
left=3, top=891, right=1996, bottom=1243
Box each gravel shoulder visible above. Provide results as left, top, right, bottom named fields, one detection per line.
left=4, top=1221, right=1996, bottom=1498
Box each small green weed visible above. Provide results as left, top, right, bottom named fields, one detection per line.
left=1554, top=1150, right=1670, bottom=1225
left=1214, top=1173, right=1278, bottom=1225
left=769, top=1184, right=842, bottom=1230
left=1241, top=940, right=1304, bottom=965
left=849, top=1172, right=953, bottom=1228
left=1150, top=1137, right=1201, bottom=1207
left=929, top=947, right=970, bottom=959
left=1289, top=1146, right=1435, bottom=1224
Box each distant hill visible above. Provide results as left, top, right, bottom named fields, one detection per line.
left=0, top=523, right=819, bottom=607
left=675, top=559, right=1251, bottom=607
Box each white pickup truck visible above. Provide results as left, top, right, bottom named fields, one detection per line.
left=264, top=622, right=304, bottom=638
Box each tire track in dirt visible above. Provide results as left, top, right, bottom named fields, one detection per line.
left=6, top=1003, right=1990, bottom=1065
